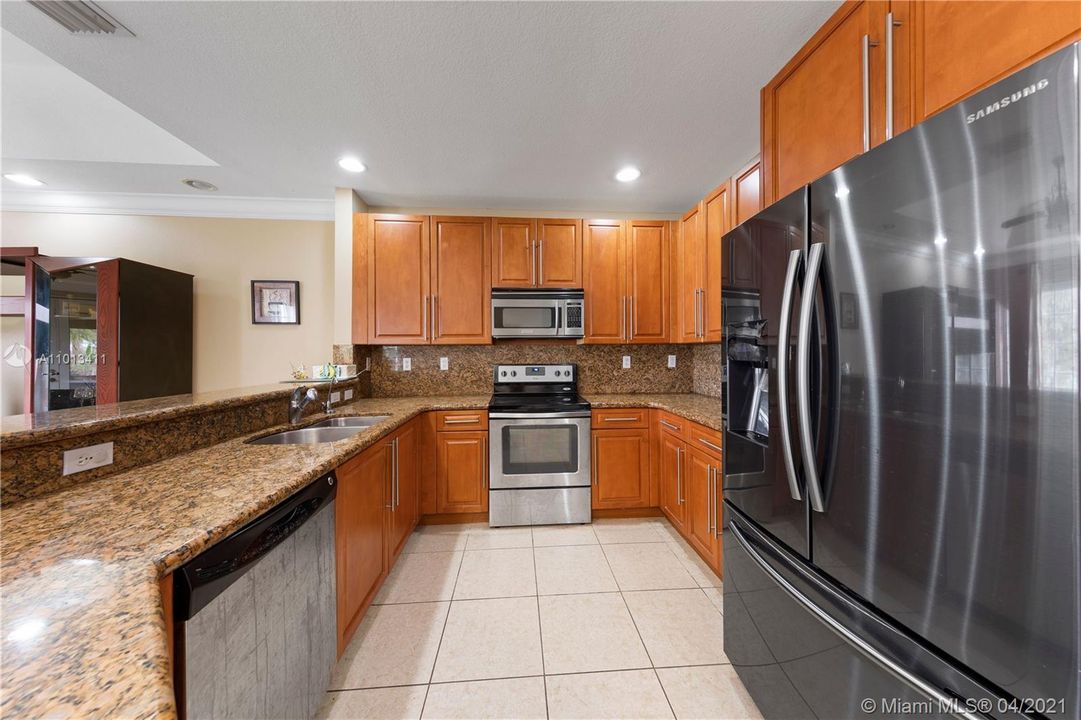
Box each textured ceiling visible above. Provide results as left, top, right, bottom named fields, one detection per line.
left=1, top=1, right=839, bottom=213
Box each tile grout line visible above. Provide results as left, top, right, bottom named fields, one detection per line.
left=529, top=527, right=552, bottom=720
left=418, top=541, right=467, bottom=718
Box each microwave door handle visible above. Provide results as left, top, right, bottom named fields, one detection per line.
left=557, top=305, right=562, bottom=335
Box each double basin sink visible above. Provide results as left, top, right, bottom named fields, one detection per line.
left=248, top=415, right=391, bottom=445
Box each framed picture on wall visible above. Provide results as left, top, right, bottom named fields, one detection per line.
left=251, top=280, right=300, bottom=324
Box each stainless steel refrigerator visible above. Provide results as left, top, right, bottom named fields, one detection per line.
left=722, top=43, right=1079, bottom=719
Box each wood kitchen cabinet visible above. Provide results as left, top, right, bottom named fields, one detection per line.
left=658, top=430, right=686, bottom=531
left=360, top=214, right=490, bottom=345
left=685, top=446, right=721, bottom=571
left=386, top=419, right=419, bottom=564
left=704, top=182, right=731, bottom=342
left=591, top=426, right=651, bottom=509
left=431, top=216, right=491, bottom=344
left=674, top=204, right=704, bottom=343
left=761, top=0, right=1079, bottom=205
left=335, top=443, right=389, bottom=654
left=436, top=429, right=488, bottom=514
left=583, top=220, right=668, bottom=344
left=491, top=217, right=582, bottom=288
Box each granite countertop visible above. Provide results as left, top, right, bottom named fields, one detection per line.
left=0, top=392, right=719, bottom=719
left=586, top=393, right=723, bottom=431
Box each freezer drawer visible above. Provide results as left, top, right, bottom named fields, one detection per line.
left=724, top=506, right=1021, bottom=720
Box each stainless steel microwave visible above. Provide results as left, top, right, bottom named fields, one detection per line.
left=491, top=289, right=584, bottom=338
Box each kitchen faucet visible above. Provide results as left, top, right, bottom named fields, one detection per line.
left=323, top=373, right=337, bottom=415
left=289, top=387, right=319, bottom=425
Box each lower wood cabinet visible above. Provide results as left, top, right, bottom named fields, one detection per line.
left=658, top=430, right=686, bottom=530
left=335, top=442, right=389, bottom=655
left=436, top=430, right=488, bottom=514
left=386, top=420, right=419, bottom=564
left=591, top=427, right=651, bottom=509
left=685, top=446, right=721, bottom=570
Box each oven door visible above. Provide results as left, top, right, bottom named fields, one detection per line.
left=489, top=414, right=591, bottom=489
left=491, top=299, right=559, bottom=338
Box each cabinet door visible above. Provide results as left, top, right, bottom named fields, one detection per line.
left=436, top=431, right=488, bottom=513
left=582, top=219, right=627, bottom=343
left=537, top=218, right=583, bottom=287
left=703, top=183, right=730, bottom=342
left=335, top=445, right=388, bottom=654
left=658, top=432, right=686, bottom=530
left=368, top=214, right=430, bottom=344
left=675, top=204, right=704, bottom=343
left=626, top=220, right=668, bottom=343
left=911, top=1, right=1081, bottom=123
left=388, top=421, right=419, bottom=562
left=685, top=447, right=720, bottom=569
left=431, top=216, right=491, bottom=344
left=591, top=429, right=651, bottom=509
left=492, top=218, right=536, bottom=288
left=761, top=1, right=881, bottom=204
left=733, top=159, right=762, bottom=228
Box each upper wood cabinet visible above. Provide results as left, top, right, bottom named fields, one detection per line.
left=537, top=218, right=583, bottom=287
left=733, top=159, right=762, bottom=227
left=366, top=214, right=430, bottom=344
left=674, top=204, right=704, bottom=343
left=431, top=216, right=491, bottom=344
left=359, top=213, right=490, bottom=345
left=703, top=182, right=731, bottom=342
left=910, top=1, right=1081, bottom=122
left=583, top=220, right=668, bottom=344
left=492, top=217, right=582, bottom=288
left=761, top=0, right=1080, bottom=205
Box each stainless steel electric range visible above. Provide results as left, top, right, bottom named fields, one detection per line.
left=487, top=364, right=591, bottom=527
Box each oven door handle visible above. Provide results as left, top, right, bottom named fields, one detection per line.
left=489, top=411, right=592, bottom=420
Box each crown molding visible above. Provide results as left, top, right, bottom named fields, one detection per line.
left=0, top=189, right=334, bottom=221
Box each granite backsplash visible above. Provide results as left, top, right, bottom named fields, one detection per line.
left=692, top=343, right=724, bottom=397
left=361, top=343, right=723, bottom=397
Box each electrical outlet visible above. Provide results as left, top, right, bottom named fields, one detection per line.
left=344, top=389, right=354, bottom=400
left=668, top=354, right=677, bottom=369
left=62, top=442, right=114, bottom=476
left=622, top=355, right=631, bottom=369
left=403, top=357, right=412, bottom=371
left=331, top=391, right=341, bottom=403
left=439, top=357, right=449, bottom=371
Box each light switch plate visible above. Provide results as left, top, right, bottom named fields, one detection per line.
left=668, top=354, right=677, bottom=369
left=62, top=442, right=114, bottom=476
left=622, top=355, right=631, bottom=369
left=439, top=357, right=449, bottom=371
left=331, top=391, right=341, bottom=403
left=403, top=357, right=412, bottom=371
left=344, top=389, right=354, bottom=400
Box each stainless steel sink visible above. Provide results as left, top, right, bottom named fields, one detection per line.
left=309, top=415, right=390, bottom=428
left=246, top=415, right=391, bottom=445
left=248, top=426, right=362, bottom=445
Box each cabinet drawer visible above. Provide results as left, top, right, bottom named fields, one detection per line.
left=689, top=422, right=723, bottom=459
left=655, top=410, right=689, bottom=439
left=434, top=410, right=488, bottom=431
left=592, top=408, right=649, bottom=429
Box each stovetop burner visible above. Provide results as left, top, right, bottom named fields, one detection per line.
left=488, top=363, right=590, bottom=415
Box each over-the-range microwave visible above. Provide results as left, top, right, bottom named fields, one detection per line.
left=491, top=288, right=584, bottom=338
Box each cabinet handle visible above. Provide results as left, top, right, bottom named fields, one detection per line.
left=714, top=466, right=722, bottom=539
left=532, top=239, right=538, bottom=286
left=385, top=441, right=395, bottom=509
left=885, top=12, right=900, bottom=140
left=444, top=416, right=479, bottom=424
left=676, top=447, right=684, bottom=505
left=432, top=295, right=439, bottom=340
left=602, top=416, right=639, bottom=422
left=630, top=295, right=636, bottom=339
left=621, top=296, right=627, bottom=340
left=659, top=419, right=681, bottom=432
left=695, top=289, right=704, bottom=338
left=861, top=34, right=877, bottom=152
left=423, top=296, right=430, bottom=340
left=708, top=466, right=716, bottom=534
left=538, top=238, right=544, bottom=284
left=394, top=437, right=400, bottom=509
left=697, top=437, right=723, bottom=454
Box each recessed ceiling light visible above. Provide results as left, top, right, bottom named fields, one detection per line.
left=934, top=234, right=948, bottom=246
left=3, top=173, right=45, bottom=187
left=338, top=156, right=367, bottom=173
left=182, top=179, right=217, bottom=191
left=615, top=166, right=641, bottom=183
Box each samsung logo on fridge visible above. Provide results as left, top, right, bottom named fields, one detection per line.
left=966, top=79, right=1050, bottom=124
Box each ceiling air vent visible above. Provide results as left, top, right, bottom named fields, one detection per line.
left=28, top=1, right=134, bottom=36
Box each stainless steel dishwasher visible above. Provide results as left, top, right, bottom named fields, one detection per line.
left=174, top=474, right=337, bottom=720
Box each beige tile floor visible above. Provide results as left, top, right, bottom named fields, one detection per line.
left=319, top=518, right=762, bottom=720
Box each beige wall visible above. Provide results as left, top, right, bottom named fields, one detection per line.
left=1, top=211, right=335, bottom=396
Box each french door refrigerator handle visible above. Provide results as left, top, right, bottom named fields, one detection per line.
left=728, top=522, right=984, bottom=720
left=777, top=248, right=804, bottom=502
left=796, top=242, right=827, bottom=513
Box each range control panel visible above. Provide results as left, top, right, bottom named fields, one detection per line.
left=493, top=364, right=576, bottom=382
